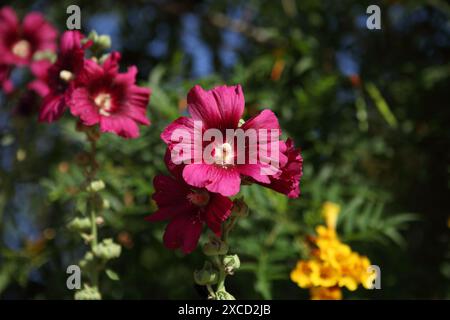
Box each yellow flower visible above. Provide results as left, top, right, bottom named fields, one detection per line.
left=319, top=242, right=352, bottom=269
left=315, top=225, right=338, bottom=243
left=310, top=262, right=339, bottom=287
left=310, top=286, right=342, bottom=300
left=290, top=260, right=320, bottom=288
left=291, top=201, right=374, bottom=299
left=321, top=201, right=340, bottom=230
left=338, top=276, right=358, bottom=291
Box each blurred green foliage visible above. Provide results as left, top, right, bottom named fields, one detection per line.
left=0, top=0, right=449, bottom=299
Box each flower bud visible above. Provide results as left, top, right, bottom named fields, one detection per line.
left=79, top=251, right=94, bottom=269
left=103, top=199, right=110, bottom=210
left=93, top=238, right=121, bottom=260
left=67, top=217, right=91, bottom=232
left=223, top=254, right=240, bottom=274
left=95, top=216, right=104, bottom=226
left=321, top=201, right=340, bottom=230
left=98, top=54, right=110, bottom=65
left=87, top=180, right=105, bottom=193
left=194, top=262, right=218, bottom=286
left=215, top=290, right=236, bottom=300
left=74, top=284, right=101, bottom=300
left=32, top=50, right=56, bottom=63
left=87, top=30, right=99, bottom=43
left=232, top=198, right=249, bottom=218
left=202, top=237, right=228, bottom=256
left=97, top=35, right=111, bottom=49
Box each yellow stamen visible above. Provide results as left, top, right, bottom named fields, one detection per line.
left=214, top=142, right=234, bottom=166
left=94, top=93, right=113, bottom=116
left=12, top=40, right=31, bottom=58
left=59, top=70, right=74, bottom=82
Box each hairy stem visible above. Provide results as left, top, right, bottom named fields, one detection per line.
left=86, top=131, right=100, bottom=292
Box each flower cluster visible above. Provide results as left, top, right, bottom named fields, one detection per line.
left=0, top=6, right=151, bottom=138
left=35, top=31, right=151, bottom=138
left=145, top=151, right=233, bottom=254
left=0, top=6, right=57, bottom=93
left=290, top=202, right=376, bottom=300
left=147, top=85, right=303, bottom=253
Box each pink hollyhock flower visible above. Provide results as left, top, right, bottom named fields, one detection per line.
left=254, top=138, right=303, bottom=198
left=146, top=157, right=233, bottom=254
left=30, top=31, right=87, bottom=122
left=161, top=84, right=285, bottom=197
left=0, top=6, right=57, bottom=66
left=0, top=64, right=13, bottom=93
left=69, top=52, right=151, bottom=138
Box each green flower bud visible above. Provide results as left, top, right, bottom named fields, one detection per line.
left=202, top=237, right=228, bottom=256
left=223, top=254, right=240, bottom=274
left=194, top=262, right=218, bottom=286
left=87, top=180, right=105, bottom=193
left=97, top=35, right=111, bottom=49
left=103, top=199, right=110, bottom=210
left=32, top=50, right=56, bottom=63
left=232, top=198, right=249, bottom=218
left=93, top=238, right=121, bottom=260
left=67, top=217, right=91, bottom=232
left=215, top=290, right=236, bottom=300
left=98, top=54, right=110, bottom=65
left=74, top=284, right=101, bottom=300
left=79, top=251, right=95, bottom=269
left=87, top=30, right=99, bottom=43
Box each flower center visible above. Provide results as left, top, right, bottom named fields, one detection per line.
left=12, top=40, right=31, bottom=59
left=187, top=190, right=210, bottom=207
left=59, top=70, right=74, bottom=82
left=214, top=142, right=234, bottom=166
left=94, top=93, right=113, bottom=116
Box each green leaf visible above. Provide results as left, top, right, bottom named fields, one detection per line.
left=366, top=82, right=398, bottom=128
left=105, top=269, right=120, bottom=281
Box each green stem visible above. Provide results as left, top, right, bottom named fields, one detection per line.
left=206, top=285, right=216, bottom=299
left=89, top=203, right=99, bottom=288
left=213, top=255, right=226, bottom=292
left=223, top=215, right=238, bottom=243
left=86, top=131, right=100, bottom=292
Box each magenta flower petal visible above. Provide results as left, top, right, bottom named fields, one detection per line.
left=161, top=116, right=195, bottom=145
left=163, top=214, right=203, bottom=254
left=35, top=31, right=87, bottom=122
left=237, top=164, right=271, bottom=184
left=162, top=84, right=295, bottom=197
left=68, top=52, right=151, bottom=138
left=187, top=84, right=244, bottom=129
left=147, top=171, right=233, bottom=254
left=38, top=94, right=66, bottom=122
left=183, top=164, right=241, bottom=197
left=0, top=7, right=57, bottom=66
left=205, top=193, right=233, bottom=235
left=0, top=6, right=18, bottom=27
left=69, top=87, right=101, bottom=125
left=256, top=138, right=303, bottom=198
left=187, top=85, right=222, bottom=129
left=99, top=116, right=140, bottom=138
left=22, top=12, right=58, bottom=52
left=241, top=109, right=281, bottom=132
left=0, top=64, right=13, bottom=93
